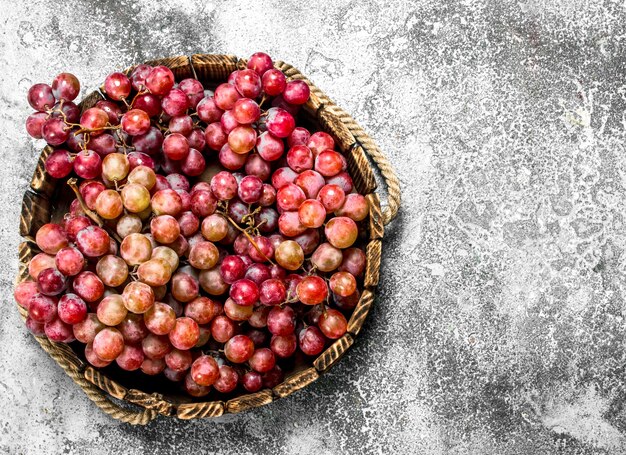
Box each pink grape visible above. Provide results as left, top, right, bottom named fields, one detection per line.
left=51, top=73, right=80, bottom=101
left=318, top=309, right=348, bottom=339
left=28, top=294, right=58, bottom=323
left=57, top=293, right=87, bottom=324
left=235, top=69, right=262, bottom=98
left=247, top=52, right=274, bottom=75
left=92, top=327, right=125, bottom=361
left=266, top=108, right=295, bottom=138
left=283, top=80, right=310, bottom=105
left=72, top=271, right=104, bottom=303
left=145, top=66, right=175, bottom=95
left=28, top=83, right=55, bottom=111
left=262, top=69, right=286, bottom=96
left=104, top=72, right=131, bottom=100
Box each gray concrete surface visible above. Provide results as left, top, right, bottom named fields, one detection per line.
left=1, top=0, right=626, bottom=453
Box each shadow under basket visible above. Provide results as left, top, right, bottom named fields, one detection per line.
left=16, top=54, right=401, bottom=424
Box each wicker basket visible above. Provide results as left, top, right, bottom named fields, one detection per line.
left=16, top=54, right=401, bottom=424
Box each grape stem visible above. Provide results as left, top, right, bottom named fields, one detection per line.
left=222, top=213, right=276, bottom=266
left=66, top=178, right=123, bottom=244
left=74, top=125, right=121, bottom=135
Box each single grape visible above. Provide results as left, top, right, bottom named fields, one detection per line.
left=51, top=73, right=80, bottom=101
left=133, top=93, right=162, bottom=117
left=324, top=216, right=358, bottom=249
left=79, top=108, right=109, bottom=135
left=214, top=83, right=241, bottom=110
left=224, top=334, right=255, bottom=363
left=28, top=83, right=55, bottom=111
left=120, top=233, right=153, bottom=265
left=161, top=88, right=189, bottom=117
left=118, top=313, right=150, bottom=344
left=97, top=294, right=128, bottom=326
left=329, top=271, right=357, bottom=297
left=95, top=189, right=123, bottom=219
left=272, top=167, right=298, bottom=190
left=238, top=175, right=263, bottom=203
left=317, top=184, right=346, bottom=212
left=191, top=355, right=220, bottom=386
left=53, top=250, right=83, bottom=281
left=295, top=170, right=325, bottom=199
left=296, top=276, right=328, bottom=305
left=41, top=118, right=69, bottom=146
left=270, top=333, right=297, bottom=358
left=142, top=333, right=171, bottom=359
left=73, top=149, right=102, bottom=179
left=267, top=305, right=296, bottom=336
left=229, top=279, right=259, bottom=306
left=44, top=318, right=75, bottom=342
left=104, top=72, right=131, bottom=100
left=235, top=69, right=262, bottom=98
left=196, top=96, right=223, bottom=123
left=179, top=78, right=205, bottom=108
left=199, top=267, right=229, bottom=296
left=265, top=107, right=295, bottom=138
left=242, top=371, right=263, bottom=392
left=121, top=183, right=151, bottom=213
left=143, top=302, right=176, bottom=335
left=299, top=326, right=326, bottom=356
left=145, top=66, right=175, bottom=95
left=121, top=109, right=151, bottom=136
left=122, top=281, right=155, bottom=314
left=151, top=188, right=183, bottom=217
left=261, top=69, right=286, bottom=96
left=213, top=364, right=239, bottom=393
left=171, top=272, right=200, bottom=302
left=311, top=242, right=343, bottom=272
left=137, top=258, right=172, bottom=286
left=318, top=308, right=348, bottom=339
left=72, top=271, right=105, bottom=302
left=28, top=294, right=58, bottom=323
left=283, top=80, right=310, bottom=105
left=259, top=278, right=287, bottom=306
left=37, top=267, right=67, bottom=296
left=25, top=112, right=47, bottom=138
left=129, top=64, right=153, bottom=91
left=210, top=314, right=236, bottom=343
left=307, top=132, right=335, bottom=156
left=314, top=150, right=343, bottom=177
left=141, top=357, right=166, bottom=375
left=298, top=199, right=326, bottom=228
left=168, top=317, right=200, bottom=350
left=247, top=52, right=274, bottom=75
left=73, top=313, right=105, bottom=344
left=35, top=223, right=68, bottom=254
left=115, top=344, right=144, bottom=371
left=92, top=327, right=125, bottom=361
left=288, top=127, right=311, bottom=148
left=274, top=240, right=304, bottom=271
left=228, top=126, right=257, bottom=154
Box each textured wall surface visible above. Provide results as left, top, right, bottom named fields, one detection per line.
left=2, top=0, right=626, bottom=453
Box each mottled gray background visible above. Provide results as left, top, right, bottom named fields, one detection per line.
left=1, top=0, right=626, bottom=453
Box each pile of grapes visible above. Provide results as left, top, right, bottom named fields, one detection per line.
left=15, top=52, right=369, bottom=398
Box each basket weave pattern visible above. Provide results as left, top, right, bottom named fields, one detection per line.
left=16, top=54, right=400, bottom=424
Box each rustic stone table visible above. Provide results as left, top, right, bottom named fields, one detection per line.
left=1, top=0, right=625, bottom=453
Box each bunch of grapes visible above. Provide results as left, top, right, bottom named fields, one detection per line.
left=15, top=52, right=370, bottom=397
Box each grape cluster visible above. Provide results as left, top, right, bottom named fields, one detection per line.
left=16, top=52, right=369, bottom=397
